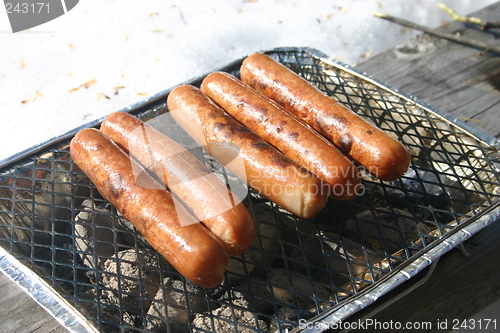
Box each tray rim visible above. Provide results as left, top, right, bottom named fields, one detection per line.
left=291, top=201, right=500, bottom=333
left=0, top=247, right=100, bottom=333
left=1, top=46, right=499, bottom=333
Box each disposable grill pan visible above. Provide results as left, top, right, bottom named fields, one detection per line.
left=0, top=47, right=499, bottom=333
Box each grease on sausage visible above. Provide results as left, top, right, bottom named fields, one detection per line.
left=200, top=72, right=362, bottom=200
left=167, top=85, right=328, bottom=219
left=70, top=128, right=228, bottom=288
left=240, top=52, right=411, bottom=181
left=100, top=112, right=255, bottom=256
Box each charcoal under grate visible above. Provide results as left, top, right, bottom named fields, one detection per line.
left=0, top=47, right=499, bottom=333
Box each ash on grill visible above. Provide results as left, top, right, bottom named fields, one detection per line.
left=0, top=153, right=460, bottom=332
left=65, top=175, right=435, bottom=332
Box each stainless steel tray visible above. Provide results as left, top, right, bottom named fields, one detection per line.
left=1, top=47, right=499, bottom=333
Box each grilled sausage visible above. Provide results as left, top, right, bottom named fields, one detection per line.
left=240, top=52, right=411, bottom=181
left=70, top=128, right=228, bottom=288
left=167, top=85, right=328, bottom=219
left=100, top=112, right=255, bottom=256
left=200, top=72, right=362, bottom=200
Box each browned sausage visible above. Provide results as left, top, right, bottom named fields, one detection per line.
left=200, top=72, right=362, bottom=200
left=240, top=52, right=411, bottom=181
left=100, top=112, right=255, bottom=256
left=70, top=128, right=228, bottom=288
left=167, top=85, right=328, bottom=219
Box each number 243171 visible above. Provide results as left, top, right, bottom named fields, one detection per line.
left=5, top=2, right=50, bottom=14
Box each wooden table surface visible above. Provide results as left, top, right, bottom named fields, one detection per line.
left=1, top=2, right=499, bottom=332
left=348, top=2, right=500, bottom=331
left=357, top=4, right=500, bottom=141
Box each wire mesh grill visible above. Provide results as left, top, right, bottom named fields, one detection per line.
left=0, top=47, right=499, bottom=333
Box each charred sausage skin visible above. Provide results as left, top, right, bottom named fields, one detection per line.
left=70, top=128, right=228, bottom=288
left=200, top=72, right=362, bottom=200
left=240, top=52, right=411, bottom=181
left=100, top=112, right=255, bottom=256
left=167, top=85, right=328, bottom=219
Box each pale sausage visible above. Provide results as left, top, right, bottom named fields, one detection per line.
left=100, top=112, right=255, bottom=256
left=167, top=85, right=329, bottom=219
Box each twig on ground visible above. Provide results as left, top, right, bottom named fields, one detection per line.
left=372, top=11, right=500, bottom=55
left=436, top=3, right=500, bottom=30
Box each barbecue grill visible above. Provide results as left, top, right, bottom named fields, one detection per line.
left=1, top=47, right=499, bottom=333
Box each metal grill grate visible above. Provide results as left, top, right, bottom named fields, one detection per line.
left=0, top=47, right=499, bottom=333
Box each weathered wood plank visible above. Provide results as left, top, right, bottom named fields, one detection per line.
left=357, top=2, right=500, bottom=139
left=346, top=2, right=500, bottom=331
left=0, top=272, right=68, bottom=333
